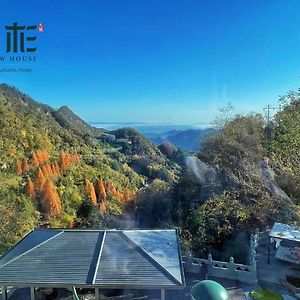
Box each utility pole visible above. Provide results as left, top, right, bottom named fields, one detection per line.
left=263, top=105, right=279, bottom=128
left=263, top=105, right=281, bottom=265
left=263, top=105, right=281, bottom=156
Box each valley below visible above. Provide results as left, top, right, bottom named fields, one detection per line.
left=1, top=83, right=300, bottom=265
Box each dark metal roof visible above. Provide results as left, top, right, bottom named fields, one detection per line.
left=0, top=229, right=185, bottom=289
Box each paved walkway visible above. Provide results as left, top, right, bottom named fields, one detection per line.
left=227, top=288, right=247, bottom=300
left=255, top=233, right=299, bottom=299
left=256, top=233, right=300, bottom=285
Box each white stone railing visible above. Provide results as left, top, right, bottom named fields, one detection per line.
left=182, top=233, right=258, bottom=284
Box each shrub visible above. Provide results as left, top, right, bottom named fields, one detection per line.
left=250, top=288, right=283, bottom=300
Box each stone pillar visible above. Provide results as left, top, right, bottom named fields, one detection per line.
left=95, top=288, right=100, bottom=300
left=207, top=253, right=213, bottom=275
left=30, top=287, right=35, bottom=300
left=161, top=289, right=165, bottom=300
left=1, top=287, right=7, bottom=300
left=187, top=251, right=193, bottom=271
left=228, top=256, right=236, bottom=280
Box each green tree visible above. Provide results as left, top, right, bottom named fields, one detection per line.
left=136, top=179, right=173, bottom=228
left=187, top=192, right=250, bottom=257
left=272, top=92, right=300, bottom=201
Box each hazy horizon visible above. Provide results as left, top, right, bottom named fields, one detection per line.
left=91, top=122, right=212, bottom=135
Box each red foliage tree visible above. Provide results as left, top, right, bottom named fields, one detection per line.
left=35, top=168, right=45, bottom=191
left=60, top=151, right=68, bottom=169
left=25, top=177, right=35, bottom=198
left=51, top=163, right=58, bottom=176
left=22, top=158, right=29, bottom=173
left=122, top=189, right=136, bottom=202
left=96, top=179, right=107, bottom=202
left=114, top=190, right=122, bottom=200
left=54, top=161, right=61, bottom=176
left=15, top=160, right=22, bottom=176
left=72, top=150, right=80, bottom=163
left=46, top=163, right=53, bottom=177
left=41, top=164, right=49, bottom=177
left=65, top=151, right=71, bottom=167
left=36, top=150, right=44, bottom=165
left=105, top=181, right=117, bottom=195
left=85, top=179, right=97, bottom=205
left=42, top=149, right=50, bottom=162
left=41, top=179, right=62, bottom=216
left=32, top=152, right=39, bottom=168
left=99, top=201, right=106, bottom=214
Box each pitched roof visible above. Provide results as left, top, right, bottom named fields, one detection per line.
left=0, top=229, right=185, bottom=289
left=270, top=222, right=300, bottom=243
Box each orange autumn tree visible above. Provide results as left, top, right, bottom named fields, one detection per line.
left=22, top=158, right=29, bottom=173
left=41, top=163, right=53, bottom=178
left=15, top=160, right=22, bottom=176
left=36, top=150, right=44, bottom=165
left=42, top=149, right=50, bottom=162
left=51, top=162, right=60, bottom=177
left=106, top=181, right=123, bottom=201
left=105, top=181, right=111, bottom=193
left=53, top=161, right=61, bottom=175
left=99, top=201, right=106, bottom=214
left=41, top=164, right=49, bottom=177
left=59, top=150, right=79, bottom=171
left=37, top=149, right=48, bottom=164
left=114, top=190, right=123, bottom=201
left=85, top=179, right=97, bottom=205
left=105, top=181, right=117, bottom=195
left=35, top=168, right=45, bottom=191
left=96, top=179, right=107, bottom=202
left=32, top=152, right=39, bottom=168
left=96, top=179, right=107, bottom=214
left=122, top=189, right=136, bottom=202
left=59, top=151, right=70, bottom=170
left=64, top=151, right=70, bottom=167
left=72, top=150, right=80, bottom=163
left=25, top=177, right=35, bottom=198
left=46, top=163, right=53, bottom=176
left=41, top=179, right=62, bottom=217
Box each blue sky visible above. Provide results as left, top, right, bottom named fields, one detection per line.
left=1, top=0, right=300, bottom=125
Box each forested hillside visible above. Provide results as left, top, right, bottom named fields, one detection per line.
left=135, top=90, right=300, bottom=263
left=2, top=83, right=300, bottom=264
left=0, top=84, right=179, bottom=253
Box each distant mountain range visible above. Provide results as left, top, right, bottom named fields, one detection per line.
left=91, top=122, right=216, bottom=151
left=144, top=128, right=216, bottom=151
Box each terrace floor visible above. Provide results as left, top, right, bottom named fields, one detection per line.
left=256, top=233, right=300, bottom=286
left=254, top=232, right=300, bottom=299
